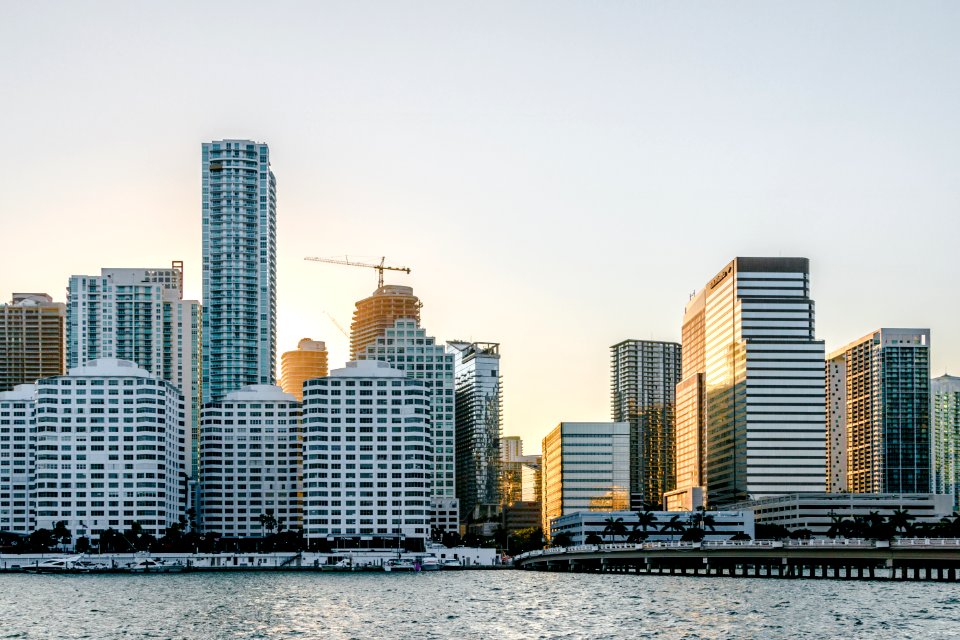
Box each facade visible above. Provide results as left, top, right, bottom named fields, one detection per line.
left=521, top=462, right=542, bottom=503
left=0, top=384, right=36, bottom=534
left=67, top=267, right=201, bottom=478
left=674, top=291, right=706, bottom=499
left=729, top=493, right=952, bottom=538
left=550, top=509, right=755, bottom=545
left=826, top=329, right=931, bottom=494
left=199, top=385, right=302, bottom=537
left=540, top=422, right=630, bottom=538
left=676, top=257, right=826, bottom=507
left=360, top=319, right=458, bottom=531
left=280, top=338, right=328, bottom=401
left=500, top=436, right=539, bottom=505
left=0, top=293, right=65, bottom=392
left=350, top=285, right=421, bottom=360
left=932, top=375, right=960, bottom=509
left=503, top=500, right=541, bottom=533
left=610, top=339, right=682, bottom=509
left=33, top=359, right=185, bottom=541
left=301, top=361, right=432, bottom=542
left=447, top=341, right=502, bottom=521
left=202, top=139, right=277, bottom=405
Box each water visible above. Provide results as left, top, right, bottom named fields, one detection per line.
left=1, top=571, right=959, bottom=639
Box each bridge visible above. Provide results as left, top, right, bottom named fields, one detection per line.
left=513, top=539, right=960, bottom=581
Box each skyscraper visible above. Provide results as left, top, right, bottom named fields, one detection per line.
left=202, top=139, right=277, bottom=405
left=674, top=257, right=826, bottom=507
left=826, top=329, right=931, bottom=494
left=280, top=338, right=328, bottom=401
left=540, top=422, right=629, bottom=538
left=67, top=266, right=200, bottom=478
left=0, top=293, right=65, bottom=392
left=932, top=374, right=960, bottom=509
left=447, top=341, right=502, bottom=521
left=0, top=384, right=36, bottom=534
left=350, top=285, right=420, bottom=360
left=361, top=318, right=458, bottom=532
left=610, top=339, right=682, bottom=509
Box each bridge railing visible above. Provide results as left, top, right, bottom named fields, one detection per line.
left=892, top=538, right=960, bottom=548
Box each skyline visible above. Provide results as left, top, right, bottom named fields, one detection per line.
left=3, top=2, right=960, bottom=452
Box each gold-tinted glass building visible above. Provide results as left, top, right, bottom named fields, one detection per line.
left=349, top=285, right=420, bottom=360
left=280, top=338, right=328, bottom=401
left=0, top=293, right=65, bottom=392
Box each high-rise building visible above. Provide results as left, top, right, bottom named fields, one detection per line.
left=67, top=266, right=201, bottom=478
left=199, top=385, right=301, bottom=537
left=361, top=319, right=458, bottom=531
left=350, top=285, right=420, bottom=360
left=202, top=139, right=277, bottom=405
left=447, top=341, right=502, bottom=521
left=540, top=422, right=629, bottom=538
left=826, top=329, right=931, bottom=494
left=500, top=435, right=539, bottom=504
left=0, top=293, right=65, bottom=392
left=673, top=258, right=826, bottom=507
left=280, top=338, right=328, bottom=401
left=610, top=339, right=682, bottom=509
left=302, top=360, right=432, bottom=543
left=0, top=384, right=36, bottom=534
left=933, top=375, right=960, bottom=509
left=521, top=462, right=542, bottom=503
left=33, top=359, right=185, bottom=542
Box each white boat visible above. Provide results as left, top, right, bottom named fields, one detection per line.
left=25, top=555, right=85, bottom=573
left=441, top=559, right=463, bottom=570
left=127, top=558, right=184, bottom=573
left=383, top=559, right=417, bottom=572
left=419, top=556, right=441, bottom=571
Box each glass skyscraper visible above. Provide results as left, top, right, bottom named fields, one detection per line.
left=677, top=257, right=826, bottom=507
left=826, top=328, right=931, bottom=494
left=610, top=339, right=682, bottom=509
left=932, top=374, right=960, bottom=509
left=202, top=139, right=277, bottom=405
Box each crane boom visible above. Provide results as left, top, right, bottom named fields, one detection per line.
left=305, top=255, right=411, bottom=288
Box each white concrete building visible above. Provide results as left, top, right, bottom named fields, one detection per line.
left=0, top=384, right=36, bottom=534
left=302, top=361, right=432, bottom=542
left=199, top=385, right=302, bottom=537
left=550, top=509, right=755, bottom=545
left=361, top=319, right=459, bottom=532
left=932, top=374, right=960, bottom=509
left=33, top=359, right=185, bottom=541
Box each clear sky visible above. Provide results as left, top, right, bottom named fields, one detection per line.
left=2, top=2, right=958, bottom=453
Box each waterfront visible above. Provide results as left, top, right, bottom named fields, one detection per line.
left=1, top=571, right=959, bottom=639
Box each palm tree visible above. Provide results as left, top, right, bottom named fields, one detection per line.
left=602, top=517, right=628, bottom=542
left=635, top=511, right=659, bottom=534
left=551, top=532, right=573, bottom=548
left=585, top=533, right=604, bottom=545
left=660, top=515, right=686, bottom=541
left=701, top=514, right=717, bottom=532
left=826, top=513, right=845, bottom=539
left=889, top=509, right=915, bottom=535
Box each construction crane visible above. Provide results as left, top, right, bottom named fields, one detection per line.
left=322, top=310, right=349, bottom=339
left=304, top=255, right=411, bottom=288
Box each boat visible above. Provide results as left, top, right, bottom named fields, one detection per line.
left=441, top=559, right=463, bottom=570
left=383, top=559, right=417, bottom=572
left=321, top=558, right=353, bottom=572
left=127, top=558, right=185, bottom=573
left=24, top=555, right=85, bottom=573
left=419, top=556, right=441, bottom=571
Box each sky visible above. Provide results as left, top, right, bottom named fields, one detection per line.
left=2, top=2, right=959, bottom=453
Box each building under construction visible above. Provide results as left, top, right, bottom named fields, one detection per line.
left=280, top=338, right=328, bottom=401
left=349, top=285, right=421, bottom=360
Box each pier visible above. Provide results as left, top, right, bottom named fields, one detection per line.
left=513, top=539, right=960, bottom=581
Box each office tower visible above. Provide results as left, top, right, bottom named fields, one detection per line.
left=521, top=462, right=542, bottom=503
left=611, top=339, right=682, bottom=509
left=447, top=341, right=502, bottom=521
left=67, top=266, right=201, bottom=479
left=34, top=359, right=185, bottom=542
left=202, top=139, right=277, bottom=405
left=933, top=375, right=960, bottom=509
left=674, top=258, right=826, bottom=508
left=0, top=293, right=65, bottom=392
left=302, top=361, right=432, bottom=543
left=540, top=422, right=629, bottom=537
left=280, top=338, right=328, bottom=401
left=199, top=385, right=302, bottom=537
left=826, top=329, right=931, bottom=494
left=500, top=436, right=539, bottom=504
left=501, top=435, right=523, bottom=463
left=361, top=319, right=458, bottom=531
left=349, top=285, right=420, bottom=360
left=0, top=384, right=36, bottom=534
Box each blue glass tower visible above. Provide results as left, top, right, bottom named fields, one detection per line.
left=201, top=140, right=277, bottom=405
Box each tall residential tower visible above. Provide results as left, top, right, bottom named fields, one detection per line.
left=933, top=374, right=960, bottom=509
left=202, top=139, right=277, bottom=405
left=350, top=285, right=420, bottom=360
left=0, top=293, right=65, bottom=392
left=280, top=338, right=328, bottom=401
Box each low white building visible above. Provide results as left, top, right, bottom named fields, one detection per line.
left=550, top=509, right=755, bottom=545
left=0, top=384, right=36, bottom=535
left=199, top=385, right=302, bottom=537
left=34, top=359, right=185, bottom=541
left=728, top=493, right=954, bottom=537
left=302, top=361, right=432, bottom=543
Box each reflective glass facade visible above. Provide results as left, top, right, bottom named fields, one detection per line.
left=932, top=375, right=960, bottom=509
left=827, top=329, right=931, bottom=494
left=202, top=140, right=276, bottom=405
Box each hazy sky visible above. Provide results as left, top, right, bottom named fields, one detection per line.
left=2, top=2, right=959, bottom=453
